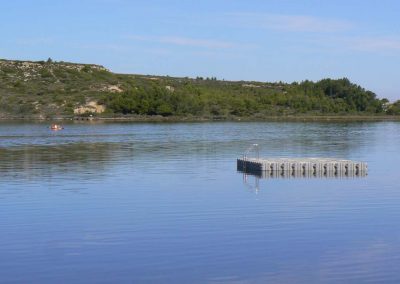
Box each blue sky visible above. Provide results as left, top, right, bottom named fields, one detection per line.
left=2, top=0, right=400, bottom=100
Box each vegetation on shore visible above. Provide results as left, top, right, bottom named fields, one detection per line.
left=1, top=58, right=399, bottom=119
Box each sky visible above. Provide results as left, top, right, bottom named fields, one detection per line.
left=2, top=0, right=400, bottom=100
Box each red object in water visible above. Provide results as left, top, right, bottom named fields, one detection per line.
left=50, top=124, right=63, bottom=131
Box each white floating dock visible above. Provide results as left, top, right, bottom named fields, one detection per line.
left=237, top=157, right=367, bottom=177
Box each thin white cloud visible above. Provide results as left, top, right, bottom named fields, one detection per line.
left=75, top=43, right=129, bottom=52
left=15, top=37, right=55, bottom=46
left=127, top=35, right=235, bottom=49
left=304, top=35, right=400, bottom=54
left=345, top=36, right=400, bottom=52
left=226, top=13, right=353, bottom=33
left=160, top=36, right=234, bottom=48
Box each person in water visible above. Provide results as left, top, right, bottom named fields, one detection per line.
left=50, top=124, right=63, bottom=130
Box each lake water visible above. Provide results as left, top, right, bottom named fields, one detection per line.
left=0, top=121, right=399, bottom=283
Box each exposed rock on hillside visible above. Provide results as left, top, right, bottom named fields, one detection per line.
left=74, top=101, right=106, bottom=114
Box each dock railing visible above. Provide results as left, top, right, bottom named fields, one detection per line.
left=243, top=144, right=260, bottom=165
left=243, top=143, right=259, bottom=160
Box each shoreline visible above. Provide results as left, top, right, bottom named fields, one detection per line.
left=1, top=114, right=400, bottom=122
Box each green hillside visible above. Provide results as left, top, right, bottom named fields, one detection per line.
left=0, top=58, right=396, bottom=119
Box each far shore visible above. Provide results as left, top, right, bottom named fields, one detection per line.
left=1, top=114, right=400, bottom=122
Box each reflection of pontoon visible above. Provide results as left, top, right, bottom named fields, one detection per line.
left=239, top=167, right=367, bottom=194
left=238, top=167, right=367, bottom=179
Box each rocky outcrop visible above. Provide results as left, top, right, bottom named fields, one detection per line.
left=74, top=101, right=106, bottom=114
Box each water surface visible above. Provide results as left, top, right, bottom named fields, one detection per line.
left=0, top=121, right=399, bottom=283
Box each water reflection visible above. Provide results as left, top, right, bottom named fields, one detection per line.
left=0, top=121, right=399, bottom=283
left=239, top=169, right=368, bottom=193
left=0, top=142, right=134, bottom=180
left=238, top=169, right=368, bottom=179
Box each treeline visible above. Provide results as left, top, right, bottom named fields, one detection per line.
left=1, top=58, right=397, bottom=118
left=101, top=78, right=388, bottom=117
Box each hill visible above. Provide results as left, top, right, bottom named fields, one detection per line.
left=0, top=58, right=395, bottom=119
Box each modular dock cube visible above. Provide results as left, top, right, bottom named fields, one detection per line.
left=237, top=158, right=367, bottom=178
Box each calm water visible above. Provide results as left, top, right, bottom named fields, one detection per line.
left=0, top=121, right=399, bottom=283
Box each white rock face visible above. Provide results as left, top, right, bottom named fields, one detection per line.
left=74, top=101, right=106, bottom=114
